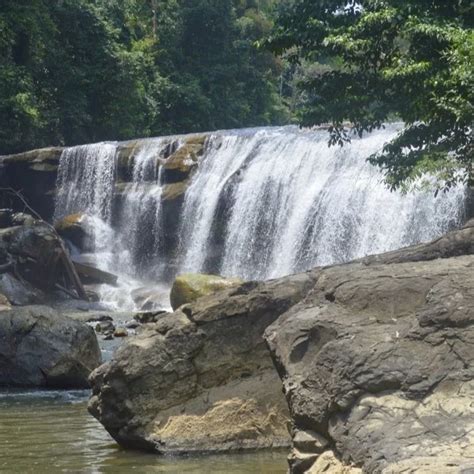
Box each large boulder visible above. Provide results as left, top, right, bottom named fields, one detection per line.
left=264, top=221, right=474, bottom=473
left=0, top=305, right=101, bottom=388
left=0, top=273, right=45, bottom=305
left=88, top=272, right=316, bottom=453
left=0, top=213, right=90, bottom=303
left=170, top=273, right=243, bottom=310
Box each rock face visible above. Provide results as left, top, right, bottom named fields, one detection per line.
left=170, top=273, right=243, bottom=310
left=0, top=148, right=62, bottom=220
left=88, top=272, right=316, bottom=453
left=0, top=305, right=101, bottom=388
left=264, top=220, right=474, bottom=473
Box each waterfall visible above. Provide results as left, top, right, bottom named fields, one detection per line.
left=179, top=125, right=466, bottom=279
left=54, top=139, right=172, bottom=309
left=54, top=125, right=467, bottom=309
left=55, top=143, right=117, bottom=223
left=117, top=139, right=166, bottom=274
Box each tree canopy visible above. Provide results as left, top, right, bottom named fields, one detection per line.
left=267, top=0, right=473, bottom=190
left=0, top=0, right=288, bottom=154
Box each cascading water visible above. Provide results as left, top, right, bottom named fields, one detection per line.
left=54, top=125, right=467, bottom=310
left=55, top=139, right=172, bottom=309
left=179, top=125, right=466, bottom=279
left=55, top=143, right=116, bottom=224
left=117, top=139, right=166, bottom=274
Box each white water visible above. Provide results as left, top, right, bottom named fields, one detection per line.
left=54, top=125, right=467, bottom=309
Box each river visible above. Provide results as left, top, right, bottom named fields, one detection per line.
left=0, top=389, right=287, bottom=473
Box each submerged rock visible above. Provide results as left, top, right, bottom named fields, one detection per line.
left=170, top=273, right=243, bottom=310
left=264, top=221, right=474, bottom=473
left=0, top=305, right=101, bottom=388
left=88, top=273, right=315, bottom=454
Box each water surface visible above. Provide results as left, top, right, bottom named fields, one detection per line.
left=0, top=390, right=287, bottom=473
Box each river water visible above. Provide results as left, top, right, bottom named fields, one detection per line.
left=0, top=390, right=286, bottom=473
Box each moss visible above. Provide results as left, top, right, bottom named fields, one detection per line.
left=170, top=273, right=243, bottom=310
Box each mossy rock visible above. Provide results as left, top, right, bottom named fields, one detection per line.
left=170, top=273, right=243, bottom=310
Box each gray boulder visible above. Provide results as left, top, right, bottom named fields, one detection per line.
left=0, top=305, right=101, bottom=388
left=264, top=221, right=474, bottom=473
left=88, top=273, right=315, bottom=454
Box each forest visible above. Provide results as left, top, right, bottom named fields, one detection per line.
left=1, top=0, right=290, bottom=154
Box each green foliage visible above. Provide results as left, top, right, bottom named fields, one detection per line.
left=0, top=0, right=289, bottom=154
left=267, top=0, right=473, bottom=190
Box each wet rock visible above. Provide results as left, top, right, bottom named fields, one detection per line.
left=88, top=273, right=315, bottom=454
left=125, top=320, right=140, bottom=329
left=160, top=135, right=205, bottom=184
left=55, top=213, right=91, bottom=250
left=131, top=287, right=168, bottom=311
left=73, top=261, right=118, bottom=286
left=0, top=273, right=45, bottom=305
left=113, top=327, right=128, bottom=338
left=264, top=223, right=474, bottom=473
left=0, top=305, right=101, bottom=388
left=161, top=181, right=188, bottom=201
left=133, top=310, right=169, bottom=324
left=170, top=273, right=243, bottom=310
left=95, top=320, right=115, bottom=336
left=67, top=311, right=114, bottom=324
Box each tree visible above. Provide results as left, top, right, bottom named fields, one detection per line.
left=0, top=0, right=290, bottom=154
left=267, top=0, right=473, bottom=191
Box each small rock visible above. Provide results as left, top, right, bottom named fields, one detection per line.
left=114, top=327, right=128, bottom=338
left=126, top=320, right=140, bottom=329
left=133, top=310, right=168, bottom=324
left=95, top=321, right=115, bottom=334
